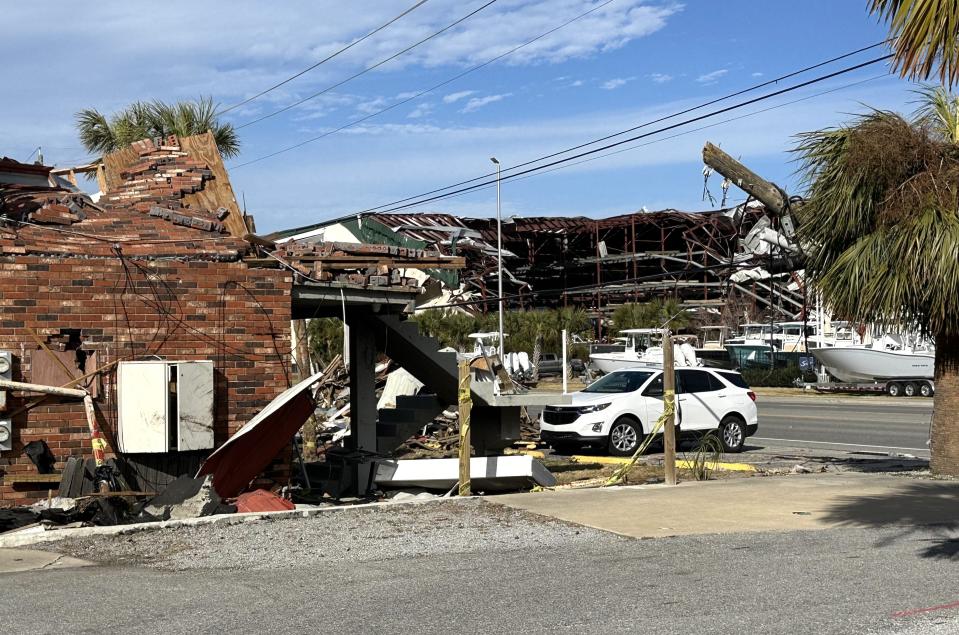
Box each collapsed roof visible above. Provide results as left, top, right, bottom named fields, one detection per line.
left=268, top=203, right=808, bottom=317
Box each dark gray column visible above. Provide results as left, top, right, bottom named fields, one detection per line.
left=347, top=312, right=378, bottom=494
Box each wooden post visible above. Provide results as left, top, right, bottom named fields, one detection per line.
left=702, top=142, right=786, bottom=214
left=662, top=330, right=677, bottom=486
left=458, top=359, right=472, bottom=496
left=293, top=319, right=317, bottom=460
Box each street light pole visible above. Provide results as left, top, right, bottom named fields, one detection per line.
left=490, top=157, right=504, bottom=362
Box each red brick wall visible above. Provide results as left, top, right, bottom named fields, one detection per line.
left=0, top=255, right=292, bottom=506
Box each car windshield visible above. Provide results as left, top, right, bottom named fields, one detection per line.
left=583, top=370, right=654, bottom=393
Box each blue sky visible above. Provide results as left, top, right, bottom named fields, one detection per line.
left=1, top=1, right=917, bottom=232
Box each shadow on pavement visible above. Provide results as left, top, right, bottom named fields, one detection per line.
left=822, top=480, right=959, bottom=559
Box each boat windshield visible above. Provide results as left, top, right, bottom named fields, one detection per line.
left=583, top=370, right=655, bottom=393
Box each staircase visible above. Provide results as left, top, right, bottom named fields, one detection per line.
left=376, top=394, right=445, bottom=453
left=358, top=313, right=513, bottom=454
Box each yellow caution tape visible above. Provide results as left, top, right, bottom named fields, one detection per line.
left=604, top=389, right=674, bottom=487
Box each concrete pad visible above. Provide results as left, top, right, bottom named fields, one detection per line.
left=0, top=548, right=92, bottom=574
left=490, top=473, right=959, bottom=538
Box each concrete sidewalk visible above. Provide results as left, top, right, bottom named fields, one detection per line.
left=491, top=472, right=959, bottom=538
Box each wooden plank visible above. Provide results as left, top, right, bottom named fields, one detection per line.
left=179, top=132, right=248, bottom=236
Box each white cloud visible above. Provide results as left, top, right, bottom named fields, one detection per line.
left=407, top=102, right=434, bottom=119
left=443, top=90, right=476, bottom=104
left=570, top=79, right=584, bottom=87
left=649, top=73, right=673, bottom=83
left=696, top=69, right=728, bottom=83
left=459, top=93, right=512, bottom=113
left=0, top=0, right=682, bottom=160
left=602, top=77, right=635, bottom=90
left=752, top=72, right=764, bottom=78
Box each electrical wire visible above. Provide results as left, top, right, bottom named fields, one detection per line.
left=235, top=0, right=498, bottom=130
left=217, top=0, right=430, bottom=115
left=389, top=73, right=887, bottom=208
left=351, top=41, right=890, bottom=214
left=230, top=0, right=619, bottom=169
left=369, top=55, right=893, bottom=213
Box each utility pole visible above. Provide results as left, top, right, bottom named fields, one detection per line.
left=662, top=329, right=677, bottom=485
left=702, top=142, right=786, bottom=213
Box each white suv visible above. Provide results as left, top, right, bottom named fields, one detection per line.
left=540, top=367, right=758, bottom=456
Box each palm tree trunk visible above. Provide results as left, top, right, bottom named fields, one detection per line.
left=931, top=332, right=959, bottom=476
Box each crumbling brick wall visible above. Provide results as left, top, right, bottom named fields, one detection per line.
left=0, top=255, right=292, bottom=506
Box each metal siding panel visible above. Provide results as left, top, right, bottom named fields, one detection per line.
left=118, top=362, right=168, bottom=453
left=176, top=361, right=215, bottom=451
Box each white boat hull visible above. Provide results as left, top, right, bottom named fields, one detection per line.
left=811, top=347, right=934, bottom=383
left=590, top=352, right=644, bottom=374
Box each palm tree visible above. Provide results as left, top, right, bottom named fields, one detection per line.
left=75, top=97, right=240, bottom=158
left=794, top=87, right=959, bottom=475
left=612, top=298, right=689, bottom=332
left=870, top=0, right=959, bottom=87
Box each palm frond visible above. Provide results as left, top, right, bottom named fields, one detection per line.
left=871, top=0, right=959, bottom=87
left=74, top=97, right=240, bottom=158
left=795, top=102, right=959, bottom=337
left=912, top=83, right=959, bottom=141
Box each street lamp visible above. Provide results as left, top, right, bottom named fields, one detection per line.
left=490, top=157, right=504, bottom=363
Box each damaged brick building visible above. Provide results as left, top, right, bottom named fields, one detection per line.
left=0, top=136, right=292, bottom=506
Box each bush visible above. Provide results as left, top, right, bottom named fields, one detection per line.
left=741, top=366, right=807, bottom=387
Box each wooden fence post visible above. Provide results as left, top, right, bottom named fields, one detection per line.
left=458, top=359, right=472, bottom=496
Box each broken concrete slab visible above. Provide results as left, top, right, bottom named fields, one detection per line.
left=374, top=455, right=556, bottom=492
left=0, top=548, right=92, bottom=574
left=142, top=475, right=231, bottom=521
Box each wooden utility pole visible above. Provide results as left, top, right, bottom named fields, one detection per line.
left=661, top=330, right=677, bottom=486
left=702, top=142, right=786, bottom=214
left=457, top=359, right=472, bottom=496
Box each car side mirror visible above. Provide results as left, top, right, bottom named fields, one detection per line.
left=644, top=386, right=663, bottom=397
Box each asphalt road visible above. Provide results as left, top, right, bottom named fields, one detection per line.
left=4, top=524, right=957, bottom=634
left=754, top=396, right=932, bottom=457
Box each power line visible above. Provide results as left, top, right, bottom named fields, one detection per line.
left=235, top=0, right=498, bottom=130
left=393, top=73, right=888, bottom=209
left=217, top=0, right=430, bottom=116
left=231, top=0, right=618, bottom=170
left=370, top=55, right=893, bottom=213
left=354, top=41, right=890, bottom=214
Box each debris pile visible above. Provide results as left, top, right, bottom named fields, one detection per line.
left=103, top=135, right=228, bottom=234
left=0, top=183, right=102, bottom=227
left=273, top=239, right=463, bottom=289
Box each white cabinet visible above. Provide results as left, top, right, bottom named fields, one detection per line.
left=117, top=361, right=214, bottom=453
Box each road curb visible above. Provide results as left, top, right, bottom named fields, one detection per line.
left=569, top=455, right=758, bottom=472
left=0, top=497, right=452, bottom=550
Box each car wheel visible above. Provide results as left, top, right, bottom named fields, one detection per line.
left=608, top=417, right=643, bottom=457
left=920, top=382, right=934, bottom=398
left=886, top=382, right=902, bottom=397
left=719, top=415, right=746, bottom=453
left=903, top=382, right=917, bottom=397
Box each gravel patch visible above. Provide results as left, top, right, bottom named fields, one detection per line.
left=48, top=498, right=624, bottom=571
